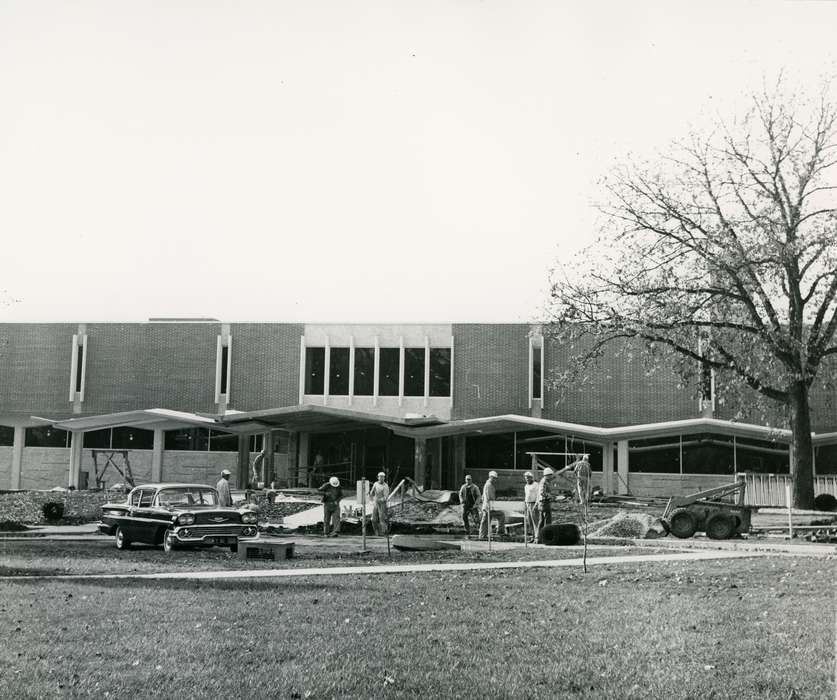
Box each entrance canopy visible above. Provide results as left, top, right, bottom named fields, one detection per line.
left=38, top=409, right=236, bottom=433
left=219, top=404, right=444, bottom=434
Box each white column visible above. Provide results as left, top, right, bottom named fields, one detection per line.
left=152, top=428, right=164, bottom=482
left=617, top=439, right=629, bottom=495
left=11, top=426, right=24, bottom=490
left=602, top=441, right=614, bottom=494
left=68, top=431, right=83, bottom=489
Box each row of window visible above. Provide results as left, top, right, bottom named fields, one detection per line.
left=303, top=346, right=452, bottom=397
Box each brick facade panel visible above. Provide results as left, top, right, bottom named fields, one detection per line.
left=229, top=323, right=303, bottom=410
left=0, top=324, right=76, bottom=413
left=452, top=324, right=530, bottom=419
left=544, top=336, right=697, bottom=426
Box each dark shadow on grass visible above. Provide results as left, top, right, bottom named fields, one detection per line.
left=0, top=575, right=342, bottom=593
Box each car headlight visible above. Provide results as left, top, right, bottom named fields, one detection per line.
left=178, top=513, right=195, bottom=525
left=241, top=512, right=258, bottom=524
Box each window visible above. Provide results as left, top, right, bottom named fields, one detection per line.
left=164, top=428, right=210, bottom=452
left=815, top=444, right=837, bottom=474
left=129, top=489, right=142, bottom=506
left=304, top=347, right=325, bottom=395
left=25, top=427, right=70, bottom=448
left=250, top=434, right=264, bottom=453
left=220, top=345, right=229, bottom=394
left=84, top=429, right=111, bottom=449
left=378, top=348, right=400, bottom=396
left=354, top=348, right=374, bottom=396
left=429, top=348, right=451, bottom=397
left=532, top=348, right=542, bottom=400
left=0, top=426, right=13, bottom=446
left=330, top=348, right=350, bottom=395
left=404, top=348, right=425, bottom=397
left=529, top=336, right=543, bottom=404
left=681, top=433, right=734, bottom=475
left=69, top=333, right=88, bottom=402
left=75, top=344, right=85, bottom=393
left=139, top=490, right=155, bottom=507
left=112, top=427, right=154, bottom=450
left=209, top=430, right=238, bottom=452
left=628, top=436, right=681, bottom=473
left=735, top=437, right=790, bottom=474
left=215, top=334, right=233, bottom=403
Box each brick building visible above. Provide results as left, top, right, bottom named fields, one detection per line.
left=0, top=321, right=835, bottom=504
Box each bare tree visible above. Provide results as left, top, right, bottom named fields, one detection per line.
left=548, top=80, right=837, bottom=509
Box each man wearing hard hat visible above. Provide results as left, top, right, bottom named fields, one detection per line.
left=536, top=467, right=557, bottom=543
left=368, top=471, right=390, bottom=536
left=216, top=469, right=233, bottom=507
left=318, top=476, right=343, bottom=537
left=478, top=471, right=499, bottom=540
left=523, top=471, right=538, bottom=543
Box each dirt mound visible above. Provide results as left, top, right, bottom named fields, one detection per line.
left=588, top=511, right=667, bottom=539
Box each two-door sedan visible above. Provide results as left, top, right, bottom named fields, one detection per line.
left=98, top=483, right=259, bottom=552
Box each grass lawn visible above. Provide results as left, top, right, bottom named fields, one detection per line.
left=0, top=541, right=833, bottom=699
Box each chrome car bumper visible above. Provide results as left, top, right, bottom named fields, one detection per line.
left=171, top=525, right=258, bottom=544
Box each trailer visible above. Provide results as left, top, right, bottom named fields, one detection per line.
left=662, top=479, right=753, bottom=540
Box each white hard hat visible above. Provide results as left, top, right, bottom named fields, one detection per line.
left=221, top=469, right=232, bottom=476
left=524, top=471, right=534, bottom=478
left=329, top=476, right=340, bottom=487
left=542, top=467, right=554, bottom=476
left=488, top=471, right=498, bottom=478
left=377, top=472, right=386, bottom=479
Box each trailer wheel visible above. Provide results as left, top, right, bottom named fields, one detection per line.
left=668, top=508, right=697, bottom=539
left=705, top=512, right=736, bottom=540
left=542, top=523, right=580, bottom=546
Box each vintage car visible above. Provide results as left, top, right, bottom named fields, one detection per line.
left=98, top=483, right=259, bottom=552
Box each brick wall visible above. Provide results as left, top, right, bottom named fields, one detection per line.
left=544, top=335, right=697, bottom=426
left=0, top=324, right=76, bottom=413
left=21, top=447, right=70, bottom=489
left=228, top=323, right=303, bottom=410
left=452, top=324, right=530, bottom=419
left=160, top=451, right=238, bottom=486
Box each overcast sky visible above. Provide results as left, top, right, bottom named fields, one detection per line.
left=1, top=1, right=835, bottom=323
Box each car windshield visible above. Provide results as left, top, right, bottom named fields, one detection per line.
left=156, top=488, right=219, bottom=507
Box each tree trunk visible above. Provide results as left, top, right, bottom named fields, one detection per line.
left=789, top=382, right=815, bottom=510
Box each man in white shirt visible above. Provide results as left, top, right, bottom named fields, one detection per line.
left=523, top=471, right=538, bottom=543
left=216, top=469, right=233, bottom=507
left=478, top=471, right=499, bottom=540
left=368, top=471, right=390, bottom=536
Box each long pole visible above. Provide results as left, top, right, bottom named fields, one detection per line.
left=361, top=477, right=367, bottom=551
left=487, top=498, right=492, bottom=552
left=523, top=501, right=528, bottom=549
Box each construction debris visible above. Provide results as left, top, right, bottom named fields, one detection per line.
left=587, top=511, right=669, bottom=539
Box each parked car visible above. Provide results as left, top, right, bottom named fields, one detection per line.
left=98, top=483, right=259, bottom=552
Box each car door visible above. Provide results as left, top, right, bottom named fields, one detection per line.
left=131, top=488, right=158, bottom=544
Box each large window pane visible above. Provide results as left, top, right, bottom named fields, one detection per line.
left=329, top=347, right=350, bottom=395
left=112, top=427, right=154, bottom=450
left=25, top=427, right=69, bottom=448
left=682, top=433, right=734, bottom=475
left=84, top=429, right=111, bottom=449
left=0, top=426, right=14, bottom=446
left=304, top=347, right=325, bottom=395
left=628, top=436, right=680, bottom=473
left=165, top=428, right=209, bottom=452
left=354, top=348, right=374, bottom=396
left=209, top=430, right=238, bottom=452
left=429, top=348, right=451, bottom=397
left=815, top=444, right=837, bottom=474
left=379, top=348, right=400, bottom=396
left=532, top=347, right=542, bottom=400
left=736, top=437, right=789, bottom=474
left=404, top=348, right=425, bottom=397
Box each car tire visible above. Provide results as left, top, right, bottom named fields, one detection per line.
left=668, top=508, right=698, bottom=539
left=115, top=527, right=131, bottom=550
left=542, top=523, right=580, bottom=546
left=163, top=532, right=177, bottom=553
left=705, top=511, right=736, bottom=540
left=229, top=542, right=239, bottom=553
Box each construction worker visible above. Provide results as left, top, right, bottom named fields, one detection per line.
left=523, top=471, right=538, bottom=543
left=478, top=471, right=499, bottom=540
left=318, top=476, right=343, bottom=537
left=368, top=471, right=390, bottom=536
left=573, top=454, right=592, bottom=506
left=216, top=469, right=233, bottom=507
left=536, top=467, right=557, bottom=543
left=458, top=475, right=481, bottom=539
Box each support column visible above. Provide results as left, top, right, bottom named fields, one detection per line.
left=11, top=426, right=24, bottom=490
left=617, top=439, right=629, bottom=495
left=237, top=434, right=250, bottom=490
left=68, top=431, right=82, bottom=489
left=263, top=431, right=275, bottom=486
left=453, top=435, right=466, bottom=487
left=414, top=437, right=427, bottom=488
left=601, top=441, right=614, bottom=495
left=151, top=429, right=164, bottom=482
left=287, top=432, right=298, bottom=487
left=298, top=432, right=310, bottom=487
